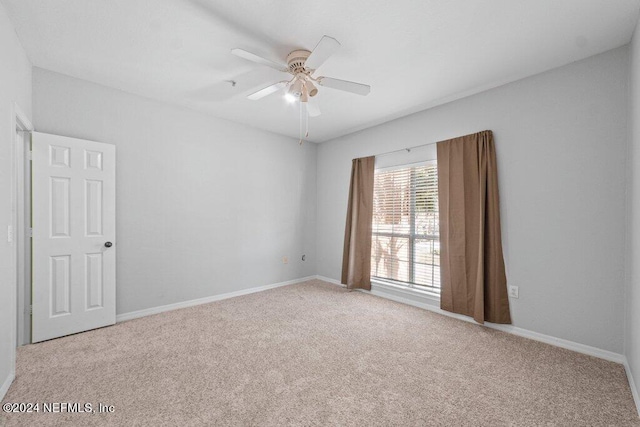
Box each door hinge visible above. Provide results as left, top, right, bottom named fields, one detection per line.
left=29, top=305, right=32, bottom=315
left=28, top=227, right=33, bottom=237
left=27, top=150, right=32, bottom=160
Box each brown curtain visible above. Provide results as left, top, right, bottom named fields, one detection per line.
left=341, top=156, right=375, bottom=290
left=437, top=130, right=511, bottom=324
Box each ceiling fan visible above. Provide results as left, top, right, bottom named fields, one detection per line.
left=231, top=36, right=371, bottom=117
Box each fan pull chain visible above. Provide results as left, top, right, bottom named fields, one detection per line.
left=305, top=106, right=309, bottom=139
left=298, top=100, right=309, bottom=146
left=299, top=100, right=303, bottom=145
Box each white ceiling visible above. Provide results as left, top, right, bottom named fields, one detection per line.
left=3, top=0, right=639, bottom=142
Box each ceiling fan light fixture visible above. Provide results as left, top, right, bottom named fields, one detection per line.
left=289, top=79, right=303, bottom=97
left=284, top=92, right=297, bottom=103
left=300, top=86, right=309, bottom=103
left=305, top=80, right=318, bottom=97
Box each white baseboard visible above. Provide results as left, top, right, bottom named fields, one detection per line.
left=315, top=275, right=625, bottom=364
left=315, top=275, right=343, bottom=286
left=116, top=276, right=317, bottom=323
left=486, top=322, right=625, bottom=364
left=624, top=360, right=640, bottom=417
left=0, top=371, right=15, bottom=402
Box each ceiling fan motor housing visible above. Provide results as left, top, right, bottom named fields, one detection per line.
left=287, top=50, right=311, bottom=74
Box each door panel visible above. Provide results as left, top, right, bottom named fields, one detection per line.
left=50, top=177, right=71, bottom=237
left=50, top=255, right=71, bottom=316
left=32, top=132, right=116, bottom=343
left=85, top=253, right=103, bottom=309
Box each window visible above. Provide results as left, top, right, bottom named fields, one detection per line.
left=371, top=162, right=440, bottom=293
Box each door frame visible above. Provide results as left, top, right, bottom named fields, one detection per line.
left=12, top=102, right=33, bottom=350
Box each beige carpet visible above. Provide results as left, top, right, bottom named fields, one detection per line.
left=1, top=280, right=638, bottom=426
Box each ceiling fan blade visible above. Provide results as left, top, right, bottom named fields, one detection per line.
left=231, top=48, right=288, bottom=72
left=317, top=77, right=371, bottom=96
left=305, top=36, right=341, bottom=71
left=247, top=81, right=287, bottom=100
left=305, top=99, right=321, bottom=117
left=187, top=69, right=285, bottom=103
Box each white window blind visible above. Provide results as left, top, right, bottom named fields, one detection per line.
left=371, top=162, right=440, bottom=292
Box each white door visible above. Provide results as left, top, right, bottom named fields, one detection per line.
left=31, top=132, right=116, bottom=343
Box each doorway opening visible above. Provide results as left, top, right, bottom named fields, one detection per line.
left=13, top=103, right=33, bottom=348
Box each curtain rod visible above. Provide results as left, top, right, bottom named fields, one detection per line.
left=374, top=139, right=438, bottom=158
left=373, top=129, right=490, bottom=158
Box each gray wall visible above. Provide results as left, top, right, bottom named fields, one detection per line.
left=33, top=68, right=317, bottom=315
left=626, top=17, right=640, bottom=400
left=0, top=2, right=31, bottom=397
left=317, top=47, right=629, bottom=353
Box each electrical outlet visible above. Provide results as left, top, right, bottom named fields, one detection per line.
left=282, top=256, right=288, bottom=264
left=508, top=285, right=519, bottom=299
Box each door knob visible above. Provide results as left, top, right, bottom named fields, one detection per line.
left=104, top=242, right=113, bottom=248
